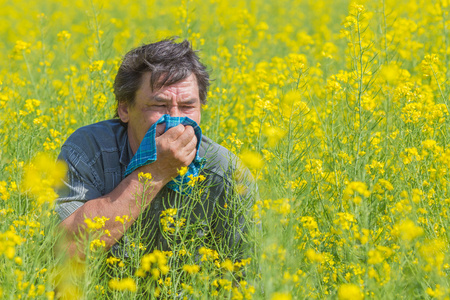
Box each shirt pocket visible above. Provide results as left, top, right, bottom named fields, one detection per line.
left=104, top=166, right=122, bottom=195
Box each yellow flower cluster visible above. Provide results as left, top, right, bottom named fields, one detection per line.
left=253, top=198, right=292, bottom=224
left=22, top=153, right=67, bottom=205
left=108, top=277, right=136, bottom=292
left=0, top=227, right=24, bottom=260
left=306, top=249, right=325, bottom=263
left=89, top=239, right=106, bottom=251
left=337, top=284, right=363, bottom=300
left=187, top=174, right=206, bottom=187
left=135, top=250, right=169, bottom=279
left=391, top=219, right=424, bottom=242
left=115, top=215, right=131, bottom=225
left=160, top=208, right=186, bottom=234
left=198, top=247, right=219, bottom=262
left=182, top=264, right=200, bottom=274
left=84, top=216, right=109, bottom=231
left=342, top=181, right=371, bottom=204
left=138, top=171, right=153, bottom=183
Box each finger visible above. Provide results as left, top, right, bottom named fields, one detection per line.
left=184, top=144, right=197, bottom=165
left=155, top=123, right=166, bottom=137
left=185, top=133, right=198, bottom=150
left=162, top=124, right=185, bottom=141
left=177, top=127, right=197, bottom=148
left=183, top=125, right=195, bottom=136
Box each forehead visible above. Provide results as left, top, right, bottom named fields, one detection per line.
left=141, top=72, right=199, bottom=98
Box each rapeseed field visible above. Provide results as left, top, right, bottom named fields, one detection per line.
left=1, top=0, right=450, bottom=299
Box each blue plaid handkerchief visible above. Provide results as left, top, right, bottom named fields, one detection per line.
left=125, top=114, right=204, bottom=194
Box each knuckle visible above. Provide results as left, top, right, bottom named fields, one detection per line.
left=174, top=124, right=185, bottom=133
left=189, top=138, right=197, bottom=149
left=185, top=126, right=194, bottom=135
left=166, top=125, right=182, bottom=137
left=157, top=140, right=168, bottom=151
left=168, top=145, right=177, bottom=155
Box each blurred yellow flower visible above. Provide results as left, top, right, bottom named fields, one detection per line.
left=221, top=259, right=234, bottom=272
left=391, top=219, right=424, bottom=242
left=262, top=126, right=287, bottom=147
left=338, top=284, right=364, bottom=300
left=108, top=277, right=137, bottom=292
left=182, top=264, right=200, bottom=274
left=57, top=30, right=71, bottom=42
left=270, top=292, right=292, bottom=300
left=306, top=248, right=324, bottom=263
left=22, top=153, right=67, bottom=205
left=178, top=166, right=188, bottom=176
left=240, top=150, right=264, bottom=170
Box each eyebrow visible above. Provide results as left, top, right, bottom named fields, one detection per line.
left=151, top=96, right=198, bottom=104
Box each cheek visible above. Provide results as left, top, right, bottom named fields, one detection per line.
left=187, top=111, right=201, bottom=124
left=138, top=114, right=162, bottom=136
left=143, top=109, right=163, bottom=124
left=148, top=114, right=162, bottom=124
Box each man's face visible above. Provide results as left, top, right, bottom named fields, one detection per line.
left=118, top=72, right=202, bottom=154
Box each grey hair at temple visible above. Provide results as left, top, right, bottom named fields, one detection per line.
left=113, top=38, right=210, bottom=118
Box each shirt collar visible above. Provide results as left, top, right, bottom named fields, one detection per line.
left=119, top=132, right=132, bottom=167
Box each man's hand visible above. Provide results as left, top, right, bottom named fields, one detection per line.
left=143, top=124, right=198, bottom=184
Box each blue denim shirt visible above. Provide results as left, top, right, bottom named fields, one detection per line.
left=56, top=119, right=254, bottom=257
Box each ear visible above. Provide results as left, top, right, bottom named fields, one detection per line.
left=117, top=102, right=130, bottom=123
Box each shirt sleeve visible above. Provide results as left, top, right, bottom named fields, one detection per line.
left=55, top=143, right=104, bottom=221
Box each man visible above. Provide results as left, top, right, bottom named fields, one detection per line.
left=56, top=39, right=254, bottom=259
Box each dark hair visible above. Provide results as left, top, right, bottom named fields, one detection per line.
left=113, top=38, right=210, bottom=117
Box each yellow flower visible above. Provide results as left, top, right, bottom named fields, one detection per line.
left=338, top=284, right=364, bottom=300
left=108, top=277, right=137, bottom=292
left=306, top=249, right=324, bottom=263
left=22, top=153, right=67, bottom=205
left=262, top=126, right=286, bottom=147
left=14, top=256, right=22, bottom=265
left=218, top=279, right=232, bottom=290
left=13, top=40, right=31, bottom=52
left=178, top=166, right=188, bottom=176
left=84, top=216, right=110, bottom=230
left=426, top=285, right=446, bottom=298
left=198, top=247, right=219, bottom=262
left=391, top=219, right=424, bottom=242
left=138, top=172, right=153, bottom=182
left=270, top=292, right=292, bottom=300
left=221, top=259, right=234, bottom=272
left=106, top=257, right=121, bottom=265
left=182, top=283, right=194, bottom=294
left=343, top=181, right=371, bottom=204
left=89, top=60, right=105, bottom=72
left=57, top=30, right=71, bottom=42
left=138, top=250, right=169, bottom=278
left=240, top=150, right=264, bottom=170
left=186, top=174, right=206, bottom=187
left=90, top=239, right=106, bottom=251
left=115, top=215, right=131, bottom=224
left=182, top=264, right=200, bottom=274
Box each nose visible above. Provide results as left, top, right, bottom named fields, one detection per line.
left=168, top=105, right=181, bottom=117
